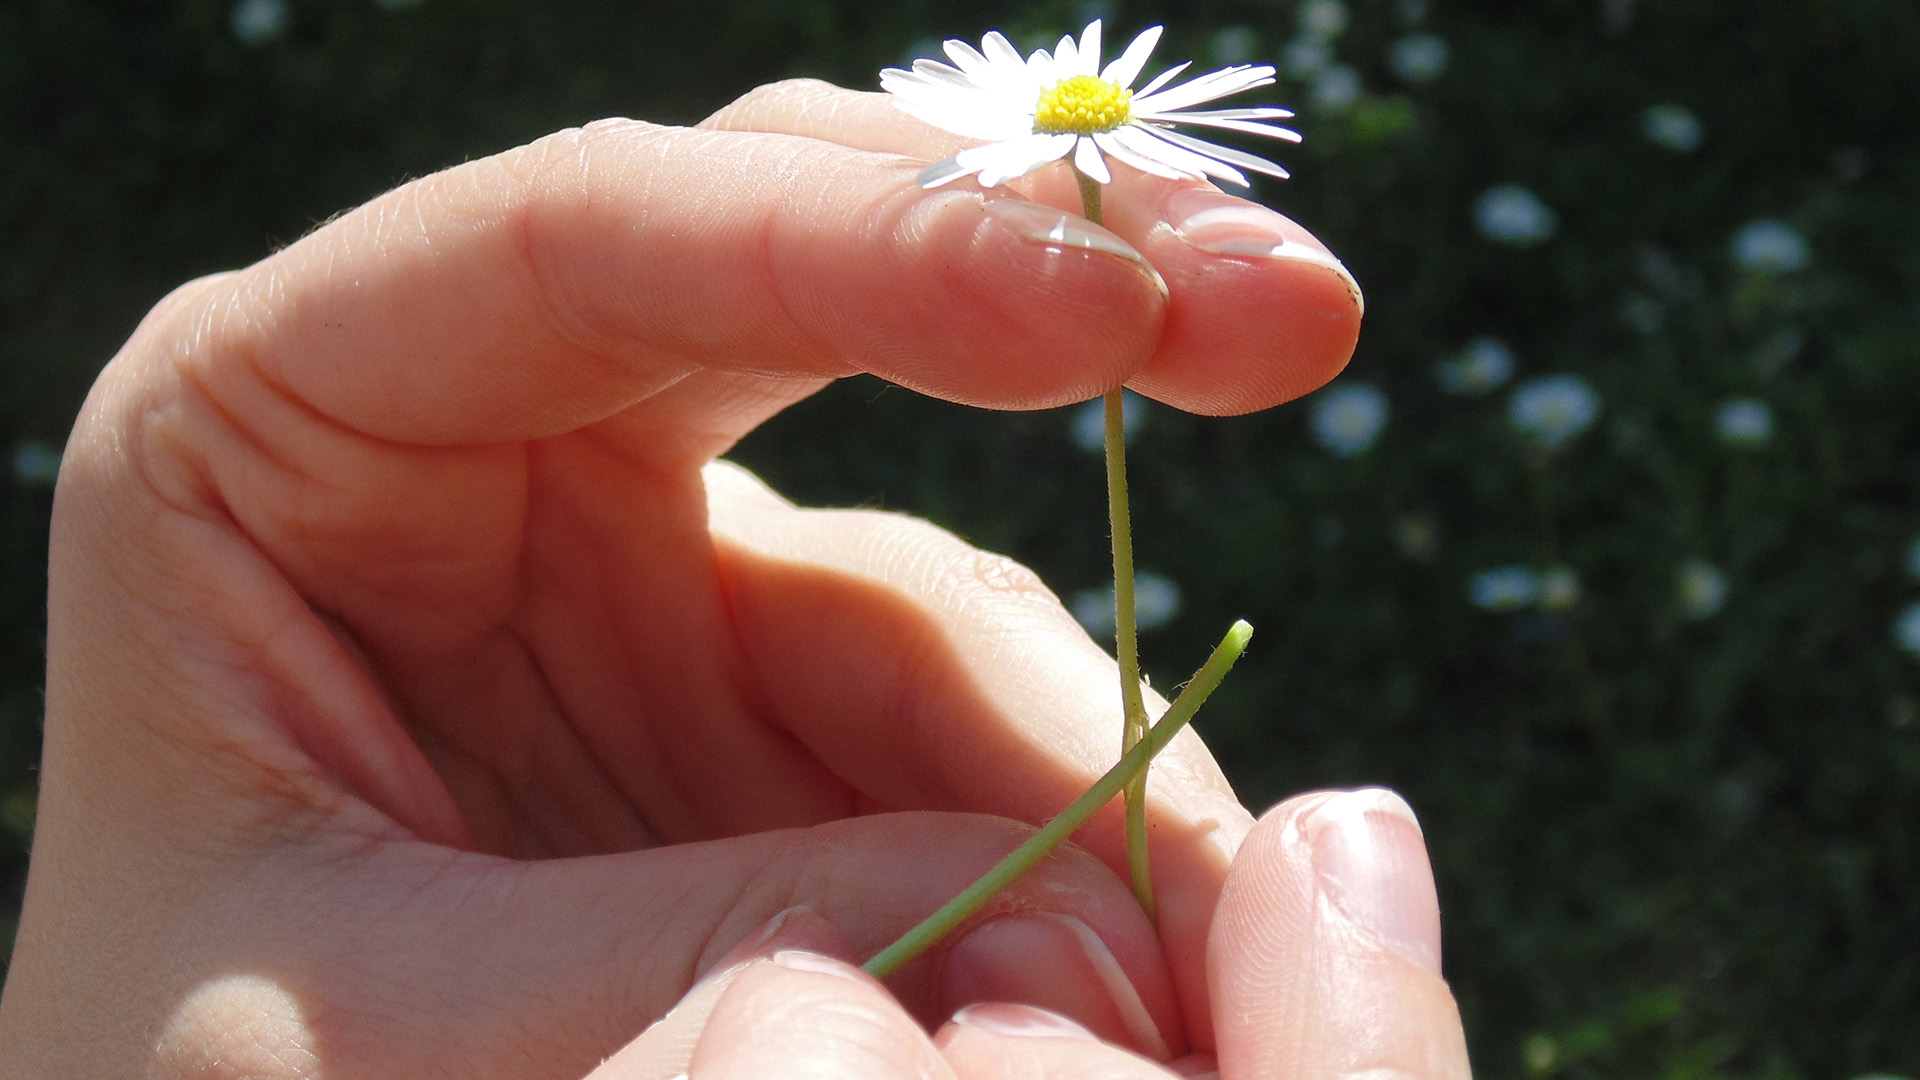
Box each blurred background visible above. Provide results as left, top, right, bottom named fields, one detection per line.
left=3, top=0, right=1917, bottom=1074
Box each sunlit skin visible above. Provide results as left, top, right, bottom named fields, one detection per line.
left=0, top=77, right=1464, bottom=1079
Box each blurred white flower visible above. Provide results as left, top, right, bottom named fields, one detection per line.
left=1732, top=220, right=1809, bottom=274
left=1677, top=560, right=1728, bottom=619
left=1298, top=0, right=1350, bottom=39
left=1282, top=35, right=1334, bottom=78
left=1715, top=398, right=1774, bottom=448
left=1471, top=567, right=1539, bottom=612
left=1538, top=566, right=1581, bottom=612
left=1437, top=337, right=1515, bottom=395
left=1641, top=103, right=1703, bottom=152
left=10, top=440, right=62, bottom=487
left=1895, top=603, right=1920, bottom=656
left=1509, top=375, right=1600, bottom=449
left=1071, top=570, right=1183, bottom=637
left=1388, top=34, right=1449, bottom=83
left=1311, top=65, right=1363, bottom=112
left=1210, top=25, right=1261, bottom=65
left=230, top=0, right=288, bottom=45
left=1310, top=383, right=1388, bottom=456
left=1069, top=390, right=1149, bottom=452
left=1475, top=184, right=1558, bottom=246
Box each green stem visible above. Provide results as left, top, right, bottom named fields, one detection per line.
left=1073, top=163, right=1157, bottom=921
left=1107, top=388, right=1155, bottom=920
left=862, top=621, right=1253, bottom=980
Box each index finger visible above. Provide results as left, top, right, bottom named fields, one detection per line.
left=187, top=116, right=1170, bottom=448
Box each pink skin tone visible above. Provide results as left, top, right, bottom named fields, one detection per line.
left=0, top=77, right=1464, bottom=1079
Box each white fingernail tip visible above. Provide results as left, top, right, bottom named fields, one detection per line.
left=950, top=1002, right=1100, bottom=1040
left=1035, top=912, right=1173, bottom=1061
left=983, top=199, right=1170, bottom=297
left=1304, top=787, right=1423, bottom=841
left=1263, top=241, right=1365, bottom=317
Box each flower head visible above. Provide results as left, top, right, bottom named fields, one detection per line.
left=1509, top=374, right=1600, bottom=449
left=881, top=20, right=1300, bottom=189
left=1310, top=383, right=1389, bottom=456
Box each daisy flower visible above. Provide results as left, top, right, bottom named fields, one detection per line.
left=881, top=20, right=1300, bottom=189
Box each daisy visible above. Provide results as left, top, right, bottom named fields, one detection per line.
left=881, top=20, right=1300, bottom=189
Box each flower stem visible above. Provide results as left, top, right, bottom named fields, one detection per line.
left=1106, top=388, right=1155, bottom=920
left=1072, top=165, right=1158, bottom=921
left=861, top=621, right=1252, bottom=980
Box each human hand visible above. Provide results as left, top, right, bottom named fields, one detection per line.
left=0, top=76, right=1440, bottom=1079
left=577, top=788, right=1470, bottom=1080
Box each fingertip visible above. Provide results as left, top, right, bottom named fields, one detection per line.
left=1085, top=180, right=1363, bottom=416
left=1212, top=788, right=1470, bottom=1080
left=689, top=950, right=956, bottom=1080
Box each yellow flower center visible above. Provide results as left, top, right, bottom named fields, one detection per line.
left=1033, top=74, right=1133, bottom=135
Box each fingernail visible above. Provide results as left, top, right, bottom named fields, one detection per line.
left=941, top=912, right=1171, bottom=1060
left=983, top=199, right=1169, bottom=298
left=693, top=905, right=813, bottom=990
left=771, top=949, right=880, bottom=988
left=950, top=1002, right=1100, bottom=1041
left=1303, top=788, right=1443, bottom=976
left=1164, top=187, right=1364, bottom=316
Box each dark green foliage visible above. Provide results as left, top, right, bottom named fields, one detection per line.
left=3, top=0, right=1916, bottom=1075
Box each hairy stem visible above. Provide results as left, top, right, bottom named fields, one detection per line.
left=1072, top=165, right=1158, bottom=921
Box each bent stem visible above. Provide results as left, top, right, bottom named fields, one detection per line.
left=862, top=620, right=1252, bottom=980
left=1074, top=166, right=1158, bottom=921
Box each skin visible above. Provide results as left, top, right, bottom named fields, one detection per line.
left=0, top=80, right=1468, bottom=1079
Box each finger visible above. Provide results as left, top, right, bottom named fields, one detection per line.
left=590, top=908, right=855, bottom=1080
left=706, top=460, right=1254, bottom=1051
left=183, top=114, right=1167, bottom=451
left=1210, top=789, right=1472, bottom=1080
left=589, top=951, right=955, bottom=1080
left=704, top=79, right=1361, bottom=416
left=936, top=1003, right=1182, bottom=1080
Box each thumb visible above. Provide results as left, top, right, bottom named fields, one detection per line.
left=1209, top=789, right=1472, bottom=1080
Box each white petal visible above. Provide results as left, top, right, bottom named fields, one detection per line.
left=1076, top=20, right=1103, bottom=77
left=1134, top=64, right=1274, bottom=108
left=1092, top=130, right=1188, bottom=180
left=1134, top=65, right=1278, bottom=114
left=889, top=95, right=1032, bottom=142
left=942, top=38, right=993, bottom=77
left=917, top=157, right=976, bottom=188
left=1143, top=124, right=1291, bottom=179
left=1113, top=125, right=1246, bottom=185
left=1133, top=60, right=1191, bottom=99
left=1054, top=34, right=1078, bottom=75
left=1141, top=113, right=1303, bottom=142
left=957, top=132, right=1077, bottom=187
left=1164, top=106, right=1296, bottom=121
left=1102, top=25, right=1163, bottom=87
left=982, top=31, right=1023, bottom=69
left=1073, top=135, right=1111, bottom=183
left=911, top=58, right=975, bottom=87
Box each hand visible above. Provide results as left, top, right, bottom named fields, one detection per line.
left=580, top=788, right=1470, bottom=1080
left=0, top=76, right=1446, bottom=1079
